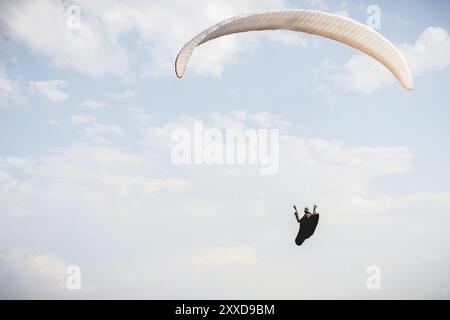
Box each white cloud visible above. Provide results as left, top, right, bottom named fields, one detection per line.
left=0, top=64, right=24, bottom=106
left=70, top=115, right=95, bottom=125
left=0, top=142, right=189, bottom=220
left=0, top=0, right=284, bottom=79
left=135, top=110, right=414, bottom=212
left=78, top=99, right=106, bottom=110
left=0, top=0, right=130, bottom=78
left=106, top=90, right=134, bottom=100
left=28, top=80, right=69, bottom=103
left=70, top=115, right=123, bottom=139
left=194, top=111, right=291, bottom=130
left=130, top=107, right=153, bottom=127
left=337, top=54, right=393, bottom=94
left=402, top=27, right=450, bottom=77
left=1, top=67, right=69, bottom=105
left=0, top=249, right=69, bottom=299
left=250, top=112, right=292, bottom=128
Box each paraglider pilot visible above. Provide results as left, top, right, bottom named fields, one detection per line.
left=294, top=204, right=320, bottom=246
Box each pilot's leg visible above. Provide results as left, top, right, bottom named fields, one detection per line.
left=295, top=231, right=306, bottom=246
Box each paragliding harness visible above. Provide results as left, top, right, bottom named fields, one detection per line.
left=294, top=205, right=320, bottom=246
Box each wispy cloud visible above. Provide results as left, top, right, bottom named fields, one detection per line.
left=1, top=111, right=440, bottom=299
left=28, top=80, right=69, bottom=103
left=70, top=114, right=124, bottom=139
left=0, top=64, right=24, bottom=106
left=106, top=90, right=134, bottom=101
left=78, top=99, right=107, bottom=110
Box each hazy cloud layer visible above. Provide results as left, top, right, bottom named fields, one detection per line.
left=1, top=111, right=449, bottom=298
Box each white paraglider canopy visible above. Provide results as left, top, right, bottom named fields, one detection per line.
left=175, top=9, right=413, bottom=90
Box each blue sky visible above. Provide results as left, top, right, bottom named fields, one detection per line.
left=1, top=0, right=450, bottom=299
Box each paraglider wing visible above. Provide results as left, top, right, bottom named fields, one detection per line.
left=175, top=10, right=413, bottom=90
